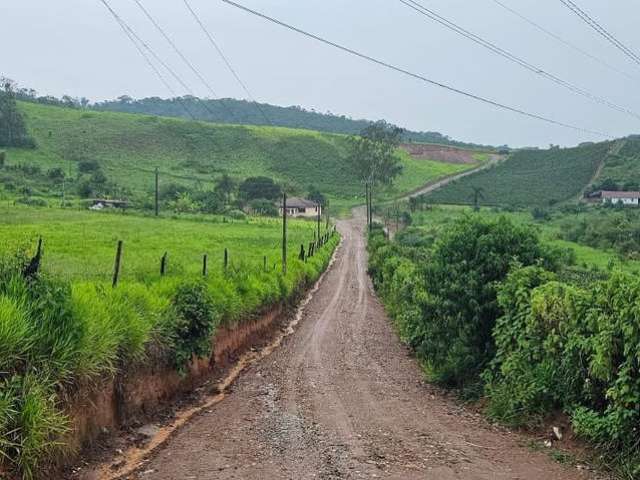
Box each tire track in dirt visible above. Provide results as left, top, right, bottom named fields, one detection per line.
left=122, top=208, right=597, bottom=480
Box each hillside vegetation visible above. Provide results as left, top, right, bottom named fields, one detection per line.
left=1, top=101, right=473, bottom=210
left=593, top=137, right=640, bottom=191
left=91, top=96, right=492, bottom=149
left=426, top=142, right=614, bottom=207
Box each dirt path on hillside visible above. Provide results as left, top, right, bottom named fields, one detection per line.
left=123, top=208, right=594, bottom=480
left=402, top=154, right=503, bottom=200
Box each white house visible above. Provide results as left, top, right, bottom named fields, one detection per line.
left=599, top=191, right=640, bottom=206
left=278, top=197, right=322, bottom=218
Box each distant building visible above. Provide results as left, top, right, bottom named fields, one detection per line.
left=587, top=190, right=640, bottom=206
left=278, top=197, right=321, bottom=218
left=86, top=198, right=129, bottom=210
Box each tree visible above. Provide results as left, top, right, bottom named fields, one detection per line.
left=238, top=176, right=281, bottom=201
left=307, top=185, right=326, bottom=206
left=0, top=77, right=35, bottom=148
left=215, top=174, right=236, bottom=205
left=470, top=186, right=485, bottom=212
left=349, top=121, right=404, bottom=214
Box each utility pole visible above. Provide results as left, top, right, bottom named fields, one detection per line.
left=365, top=182, right=370, bottom=228
left=317, top=201, right=321, bottom=243
left=282, top=192, right=287, bottom=274
left=154, top=167, right=159, bottom=217
left=368, top=180, right=373, bottom=232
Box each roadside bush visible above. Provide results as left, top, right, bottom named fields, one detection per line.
left=414, top=215, right=551, bottom=388
left=486, top=269, right=640, bottom=476
left=165, top=281, right=217, bottom=371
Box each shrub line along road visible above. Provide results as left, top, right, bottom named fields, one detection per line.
left=127, top=208, right=593, bottom=480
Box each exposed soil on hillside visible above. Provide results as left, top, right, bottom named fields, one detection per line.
left=401, top=143, right=480, bottom=164
left=88, top=209, right=604, bottom=480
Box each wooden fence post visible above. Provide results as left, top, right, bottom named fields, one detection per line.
left=299, top=244, right=305, bottom=261
left=202, top=254, right=208, bottom=276
left=263, top=255, right=267, bottom=272
left=112, top=240, right=123, bottom=287
left=224, top=248, right=229, bottom=271
left=160, top=252, right=167, bottom=276
left=155, top=167, right=159, bottom=217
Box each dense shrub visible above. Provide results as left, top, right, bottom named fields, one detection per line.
left=371, top=215, right=555, bottom=389
left=487, top=269, right=640, bottom=476
left=165, top=281, right=216, bottom=371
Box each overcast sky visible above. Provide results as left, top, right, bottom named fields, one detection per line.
left=3, top=0, right=640, bottom=147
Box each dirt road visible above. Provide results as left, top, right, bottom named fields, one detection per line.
left=402, top=154, right=503, bottom=200
left=133, top=210, right=592, bottom=480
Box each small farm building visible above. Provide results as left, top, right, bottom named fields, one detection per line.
left=278, top=197, right=321, bottom=218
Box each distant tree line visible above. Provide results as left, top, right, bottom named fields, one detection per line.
left=6, top=78, right=493, bottom=150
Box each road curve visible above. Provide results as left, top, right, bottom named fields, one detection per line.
left=402, top=154, right=503, bottom=200
left=133, top=209, right=593, bottom=480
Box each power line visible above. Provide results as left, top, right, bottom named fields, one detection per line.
left=492, top=0, right=639, bottom=83
left=559, top=0, right=640, bottom=67
left=98, top=0, right=196, bottom=119
left=182, top=0, right=273, bottom=126
left=398, top=0, right=640, bottom=121
left=219, top=0, right=610, bottom=138
left=132, top=0, right=237, bottom=120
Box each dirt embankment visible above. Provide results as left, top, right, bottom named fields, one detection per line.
left=96, top=210, right=600, bottom=480
left=401, top=143, right=483, bottom=164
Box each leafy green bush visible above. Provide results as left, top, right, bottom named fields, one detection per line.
left=370, top=215, right=554, bottom=389
left=487, top=269, right=640, bottom=476
left=165, top=281, right=217, bottom=371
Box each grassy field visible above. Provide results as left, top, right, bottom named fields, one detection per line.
left=0, top=205, right=322, bottom=283
left=425, top=142, right=613, bottom=207
left=1, top=102, right=474, bottom=211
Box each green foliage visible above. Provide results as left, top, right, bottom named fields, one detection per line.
left=89, top=94, right=489, bottom=149
left=486, top=269, right=640, bottom=476
left=165, top=281, right=216, bottom=371
left=239, top=176, right=282, bottom=201
left=560, top=208, right=640, bottom=260
left=428, top=142, right=612, bottom=207
left=348, top=120, right=404, bottom=185
left=0, top=79, right=35, bottom=149
left=370, top=215, right=552, bottom=388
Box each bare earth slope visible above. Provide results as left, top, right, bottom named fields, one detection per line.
left=133, top=210, right=592, bottom=480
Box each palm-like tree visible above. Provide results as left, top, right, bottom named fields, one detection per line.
left=470, top=186, right=485, bottom=212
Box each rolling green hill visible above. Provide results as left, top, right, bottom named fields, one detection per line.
left=0, top=101, right=474, bottom=210
left=426, top=141, right=615, bottom=207
left=91, top=96, right=493, bottom=149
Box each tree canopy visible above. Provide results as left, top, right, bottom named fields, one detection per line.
left=348, top=121, right=404, bottom=186
left=0, top=78, right=35, bottom=148
left=239, top=176, right=282, bottom=201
